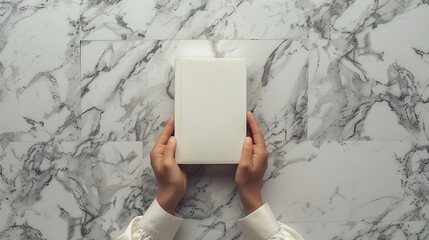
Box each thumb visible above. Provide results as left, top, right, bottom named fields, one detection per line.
left=164, top=136, right=176, bottom=161
left=240, top=137, right=253, bottom=163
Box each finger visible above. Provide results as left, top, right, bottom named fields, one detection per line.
left=155, top=116, right=175, bottom=147
left=247, top=112, right=265, bottom=146
left=239, top=137, right=253, bottom=165
left=164, top=136, right=176, bottom=162
left=246, top=121, right=253, bottom=137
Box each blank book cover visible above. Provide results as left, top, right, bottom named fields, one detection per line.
left=175, top=58, right=246, bottom=164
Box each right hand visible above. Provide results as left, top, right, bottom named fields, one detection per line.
left=150, top=116, right=187, bottom=215
left=235, top=111, right=269, bottom=214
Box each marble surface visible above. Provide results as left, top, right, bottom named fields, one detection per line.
left=0, top=0, right=81, bottom=142
left=80, top=0, right=310, bottom=40
left=1, top=0, right=429, bottom=239
left=309, top=1, right=429, bottom=141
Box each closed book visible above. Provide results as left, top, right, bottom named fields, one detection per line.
left=175, top=58, right=246, bottom=164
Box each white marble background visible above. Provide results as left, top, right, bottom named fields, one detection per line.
left=1, top=0, right=429, bottom=239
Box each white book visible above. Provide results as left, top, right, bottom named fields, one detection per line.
left=175, top=58, right=247, bottom=164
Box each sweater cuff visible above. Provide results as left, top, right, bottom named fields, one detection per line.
left=140, top=199, right=183, bottom=240
left=238, top=203, right=280, bottom=240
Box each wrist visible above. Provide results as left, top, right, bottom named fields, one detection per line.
left=156, top=192, right=181, bottom=215
left=238, top=189, right=263, bottom=215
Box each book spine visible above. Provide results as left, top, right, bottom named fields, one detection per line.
left=174, top=59, right=182, bottom=163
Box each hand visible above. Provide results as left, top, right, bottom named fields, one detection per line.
left=235, top=111, right=269, bottom=214
left=150, top=116, right=187, bottom=215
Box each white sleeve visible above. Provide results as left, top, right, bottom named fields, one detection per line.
left=238, top=203, right=304, bottom=240
left=116, top=200, right=183, bottom=240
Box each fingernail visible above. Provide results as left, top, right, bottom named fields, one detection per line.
left=169, top=136, right=175, bottom=142
left=245, top=137, right=252, bottom=143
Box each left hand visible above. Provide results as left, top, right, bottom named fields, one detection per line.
left=150, top=116, right=187, bottom=215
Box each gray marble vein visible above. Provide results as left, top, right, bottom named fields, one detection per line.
left=309, top=1, right=429, bottom=141
left=263, top=141, right=429, bottom=224
left=0, top=0, right=81, bottom=142
left=288, top=221, right=429, bottom=239
left=80, top=0, right=310, bottom=40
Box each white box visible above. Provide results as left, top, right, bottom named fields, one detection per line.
left=175, top=58, right=247, bottom=164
